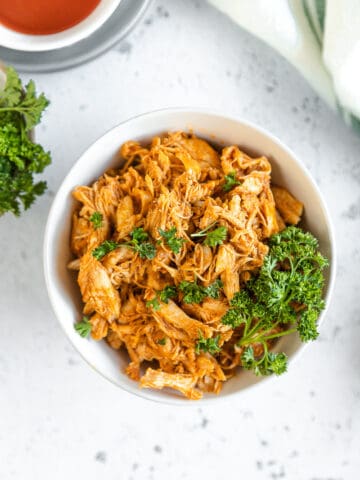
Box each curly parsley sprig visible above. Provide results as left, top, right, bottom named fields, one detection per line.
left=221, top=226, right=329, bottom=376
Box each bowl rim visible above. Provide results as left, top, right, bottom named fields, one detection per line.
left=43, top=107, right=337, bottom=405
left=0, top=0, right=121, bottom=52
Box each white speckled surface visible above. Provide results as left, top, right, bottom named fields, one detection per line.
left=1, top=1, right=360, bottom=479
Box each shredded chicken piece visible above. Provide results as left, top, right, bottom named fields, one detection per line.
left=140, top=368, right=202, bottom=400
left=90, top=313, right=109, bottom=340
left=78, top=253, right=121, bottom=322
left=272, top=185, right=303, bottom=225
left=153, top=300, right=213, bottom=342
left=69, top=132, right=303, bottom=400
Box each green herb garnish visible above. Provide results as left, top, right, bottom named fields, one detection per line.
left=128, top=227, right=156, bottom=259
left=204, top=278, right=223, bottom=299
left=92, top=240, right=119, bottom=260
left=130, top=227, right=149, bottom=243
left=241, top=346, right=287, bottom=376
left=159, top=227, right=186, bottom=254
left=146, top=297, right=161, bottom=311
left=221, top=226, right=328, bottom=376
left=146, top=285, right=177, bottom=311
left=179, top=281, right=207, bottom=304
left=92, top=228, right=156, bottom=261
left=89, top=211, right=103, bottom=229
left=221, top=289, right=255, bottom=328
left=0, top=67, right=49, bottom=130
left=179, top=278, right=223, bottom=304
left=159, top=285, right=177, bottom=303
left=0, top=66, right=51, bottom=216
left=191, top=223, right=228, bottom=247
left=157, top=338, right=167, bottom=345
left=223, top=171, right=241, bottom=192
left=195, top=332, right=221, bottom=355
left=74, top=316, right=92, bottom=338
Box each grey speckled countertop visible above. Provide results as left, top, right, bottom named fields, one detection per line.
left=1, top=1, right=360, bottom=479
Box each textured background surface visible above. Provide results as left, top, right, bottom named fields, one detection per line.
left=1, top=1, right=360, bottom=479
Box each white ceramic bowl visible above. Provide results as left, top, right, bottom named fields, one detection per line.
left=0, top=0, right=121, bottom=52
left=43, top=109, right=336, bottom=404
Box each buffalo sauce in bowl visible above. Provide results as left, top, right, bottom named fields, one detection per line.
left=0, top=0, right=101, bottom=35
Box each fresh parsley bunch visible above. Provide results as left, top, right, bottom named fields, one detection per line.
left=222, top=226, right=329, bottom=376
left=0, top=66, right=51, bottom=216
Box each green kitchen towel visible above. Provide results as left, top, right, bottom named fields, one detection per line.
left=209, top=0, right=360, bottom=132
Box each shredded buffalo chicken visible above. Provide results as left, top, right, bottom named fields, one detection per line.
left=69, top=132, right=303, bottom=399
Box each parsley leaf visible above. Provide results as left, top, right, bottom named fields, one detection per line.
left=179, top=278, right=223, bottom=304
left=133, top=241, right=157, bottom=259
left=157, top=338, right=167, bottom=345
left=159, top=227, right=186, bottom=254
left=204, top=278, right=223, bottom=299
left=146, top=285, right=177, bottom=311
left=204, top=226, right=228, bottom=247
left=131, top=227, right=149, bottom=244
left=191, top=223, right=228, bottom=247
left=92, top=240, right=119, bottom=260
left=92, top=228, right=156, bottom=261
left=146, top=297, right=161, bottom=311
left=195, top=332, right=221, bottom=355
left=0, top=67, right=51, bottom=216
left=89, top=211, right=103, bottom=229
left=179, top=280, right=206, bottom=304
left=159, top=285, right=177, bottom=303
left=0, top=67, right=49, bottom=131
left=74, top=316, right=92, bottom=338
left=129, top=227, right=156, bottom=259
left=223, top=171, right=241, bottom=192
left=0, top=67, right=22, bottom=107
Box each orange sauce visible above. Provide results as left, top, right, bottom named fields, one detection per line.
left=0, top=0, right=101, bottom=35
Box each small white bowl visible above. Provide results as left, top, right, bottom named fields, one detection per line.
left=43, top=109, right=336, bottom=404
left=0, top=0, right=121, bottom=52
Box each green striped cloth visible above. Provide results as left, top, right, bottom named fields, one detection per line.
left=209, top=0, right=360, bottom=132
left=302, top=0, right=326, bottom=48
